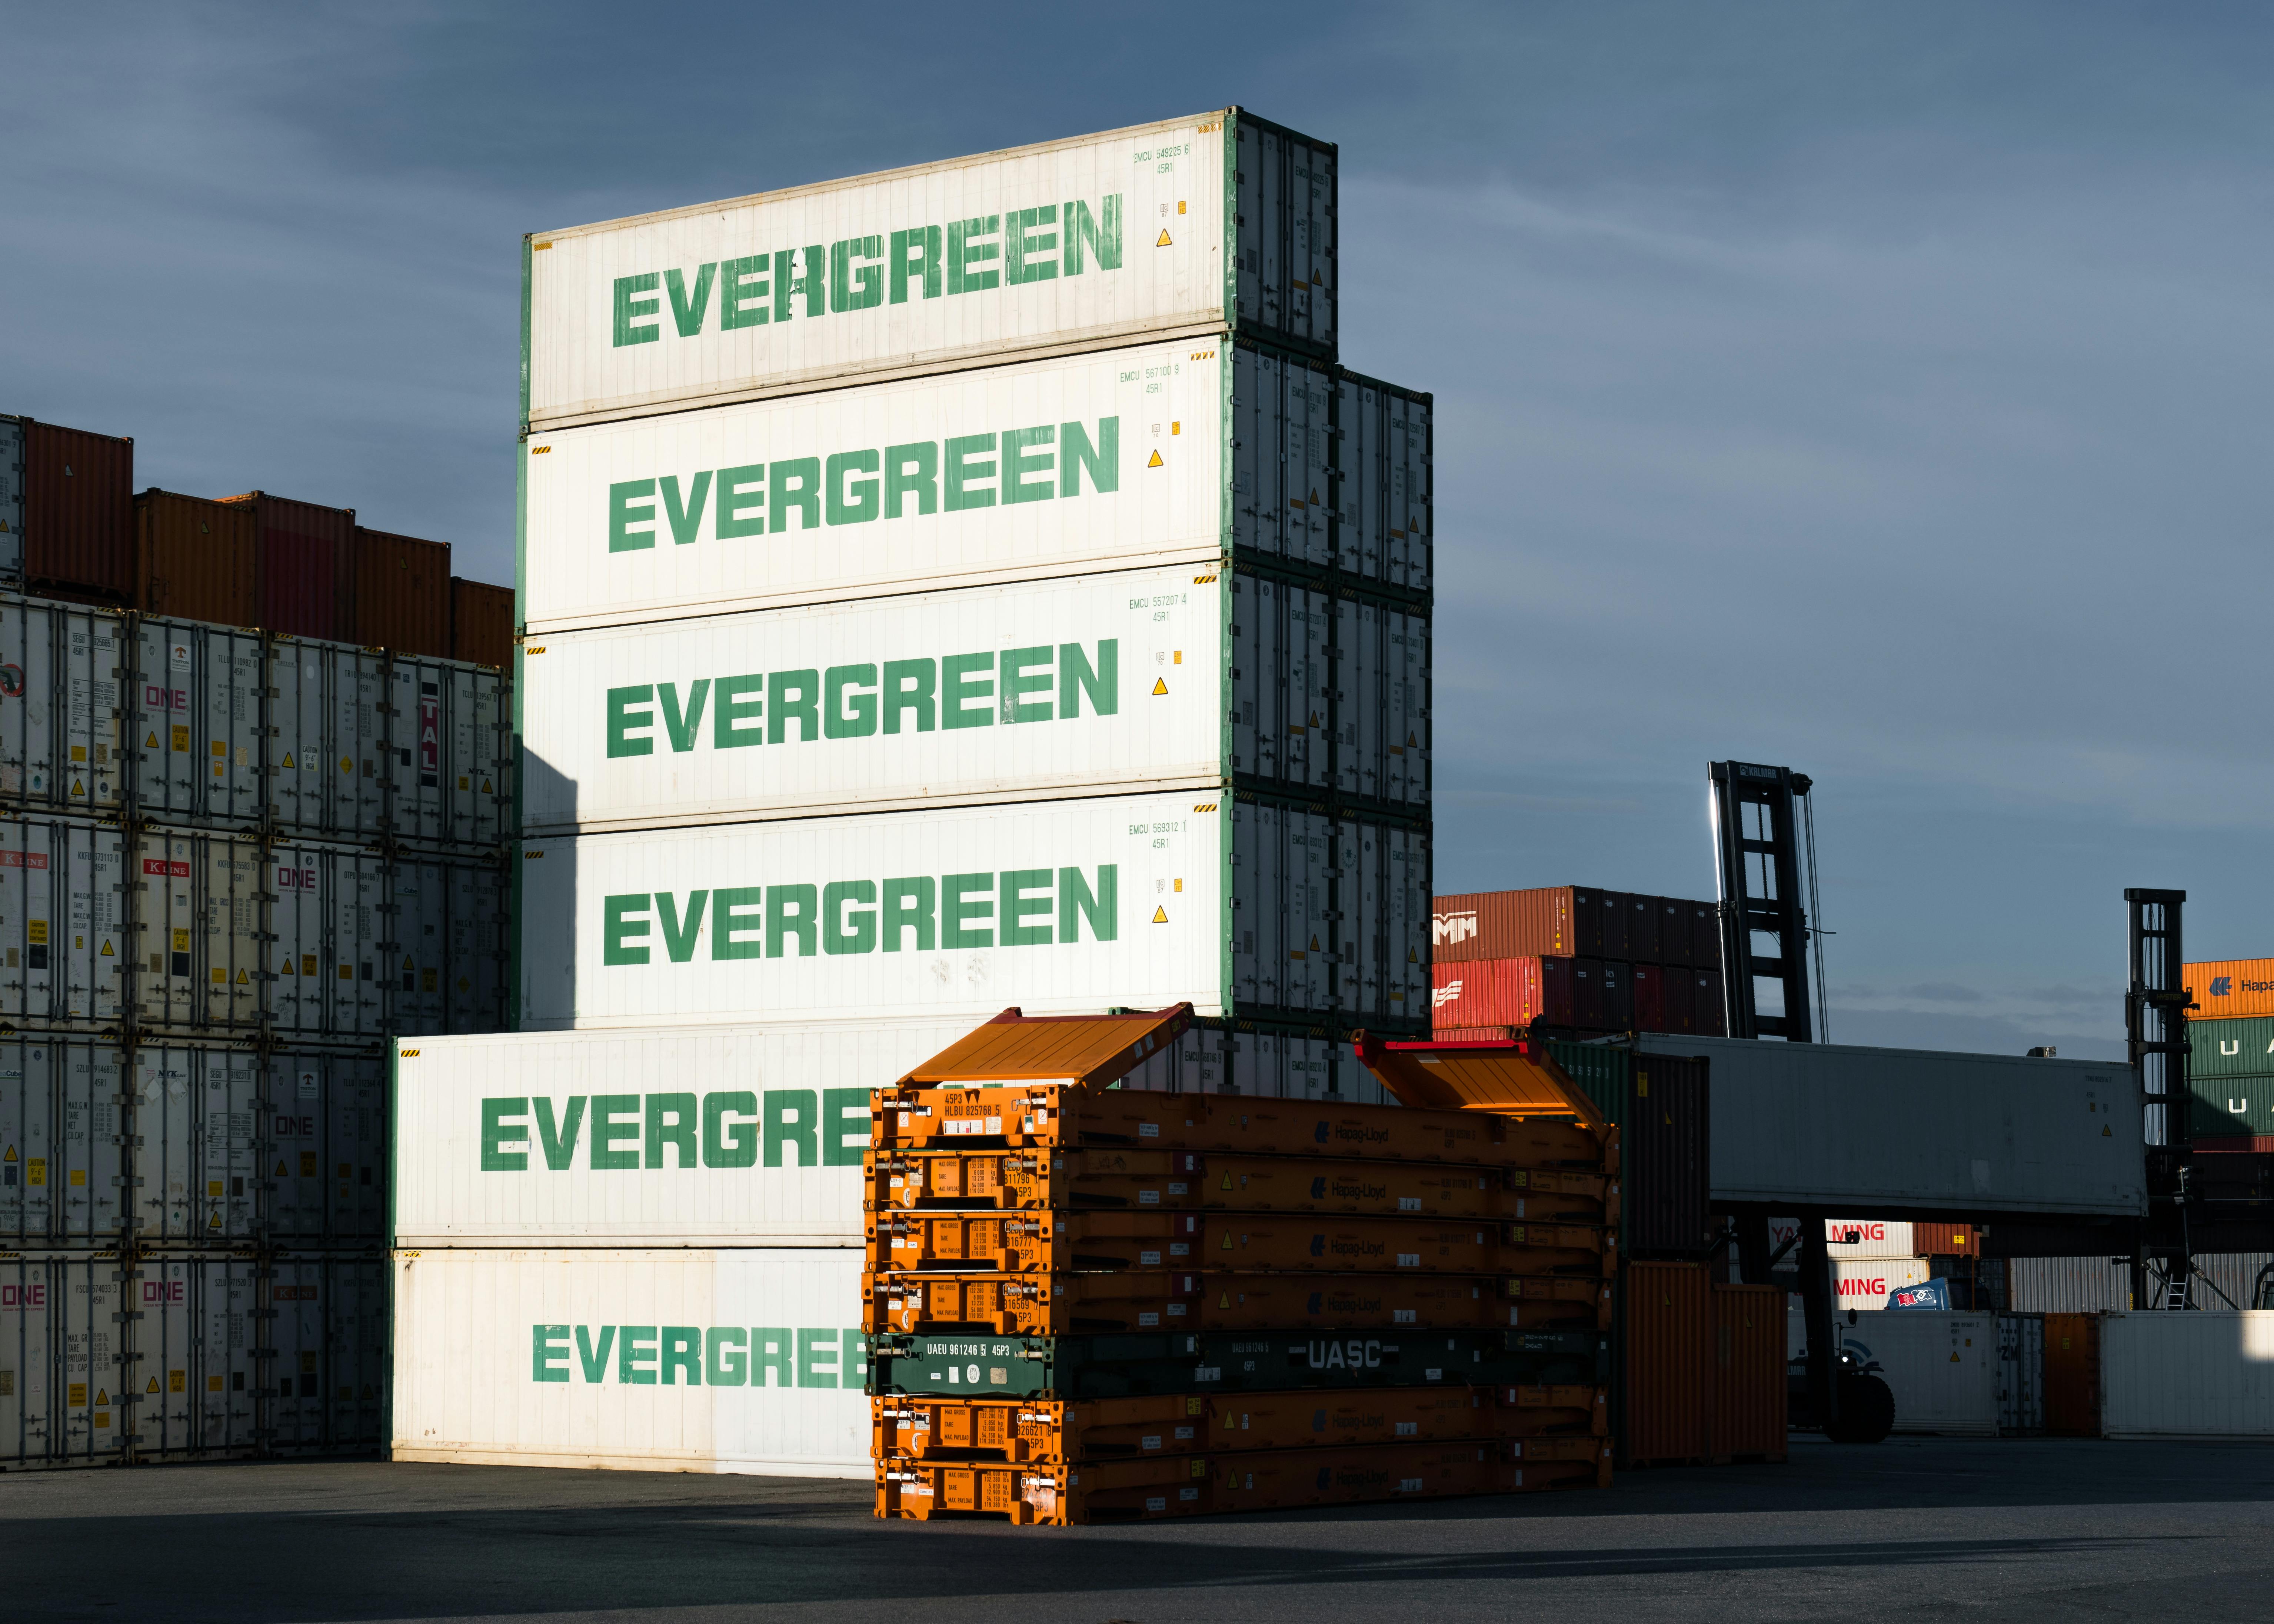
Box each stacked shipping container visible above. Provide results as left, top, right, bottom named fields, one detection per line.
left=0, top=424, right=515, bottom=1465
left=1430, top=887, right=1725, bottom=1038
left=396, top=109, right=1444, bottom=1505
left=2180, top=958, right=2274, bottom=1150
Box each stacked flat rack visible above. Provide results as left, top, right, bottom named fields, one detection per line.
left=864, top=1007, right=1617, bottom=1523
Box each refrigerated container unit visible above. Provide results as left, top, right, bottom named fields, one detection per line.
left=513, top=787, right=1429, bottom=1033
left=0, top=416, right=23, bottom=584
left=524, top=108, right=1335, bottom=438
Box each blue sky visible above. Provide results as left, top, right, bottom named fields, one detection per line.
left=9, top=3, right=2270, bottom=1057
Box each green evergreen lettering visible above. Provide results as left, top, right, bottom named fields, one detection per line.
left=480, top=1098, right=529, bottom=1171
left=619, top=1325, right=659, bottom=1385
left=591, top=1096, right=641, bottom=1169
left=1063, top=196, right=1122, bottom=274
left=715, top=675, right=765, bottom=747
left=824, top=664, right=878, bottom=738
left=532, top=1324, right=570, bottom=1383
left=752, top=1328, right=794, bottom=1388
left=660, top=471, right=712, bottom=545
left=881, top=877, right=936, bottom=951
left=797, top=1328, right=838, bottom=1388
left=773, top=245, right=824, bottom=321
left=1000, top=870, right=1053, bottom=947
left=1002, top=426, right=1054, bottom=504
left=657, top=891, right=707, bottom=962
left=576, top=1324, right=616, bottom=1383
left=769, top=670, right=820, bottom=743
left=646, top=1093, right=698, bottom=1169
left=706, top=1327, right=749, bottom=1386
left=946, top=215, right=1000, bottom=294
left=883, top=442, right=939, bottom=517
left=825, top=449, right=881, bottom=525
left=607, top=479, right=657, bottom=551
left=942, top=652, right=993, bottom=730
left=716, top=464, right=766, bottom=537
left=703, top=1091, right=759, bottom=1168
left=612, top=273, right=661, bottom=346
left=882, top=659, right=936, bottom=733
left=660, top=1326, right=702, bottom=1386
left=713, top=887, right=763, bottom=960
left=1061, top=864, right=1118, bottom=943
left=660, top=680, right=710, bottom=752
left=719, top=256, right=769, bottom=329
left=764, top=1090, right=818, bottom=1167
left=536, top=1096, right=586, bottom=1170
left=830, top=236, right=884, bottom=312
left=603, top=894, right=651, bottom=964
left=943, top=434, right=996, bottom=510
left=664, top=264, right=717, bottom=337
left=1061, top=418, right=1118, bottom=496
left=999, top=647, right=1052, bottom=723
left=1061, top=639, right=1118, bottom=717
left=1005, top=205, right=1058, bottom=284
left=889, top=226, right=942, bottom=303
left=942, top=871, right=994, bottom=948
left=822, top=1087, right=872, bottom=1165
left=823, top=881, right=878, bottom=956
left=768, top=883, right=819, bottom=958
left=606, top=686, right=655, bottom=757
left=770, top=457, right=820, bottom=533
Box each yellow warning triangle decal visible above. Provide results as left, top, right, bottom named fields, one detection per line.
left=282, top=752, right=296, bottom=768
left=209, top=1211, right=221, bottom=1229
left=402, top=956, right=415, bottom=971
left=146, top=731, right=160, bottom=748
left=275, top=1159, right=289, bottom=1176
left=1152, top=678, right=1168, bottom=696
left=1407, top=731, right=1419, bottom=747
left=1221, top=1232, right=1233, bottom=1248
left=1219, top=1172, right=1233, bottom=1191
left=2, top=1146, right=13, bottom=1161
left=146, top=1376, right=159, bottom=1394
left=281, top=958, right=295, bottom=976
left=234, top=967, right=249, bottom=984
left=1948, top=1351, right=1961, bottom=1363
left=2101, top=1125, right=2112, bottom=1136
left=99, top=940, right=113, bottom=957
left=1156, top=229, right=1173, bottom=247
left=1147, top=450, right=1164, bottom=468
left=481, top=778, right=493, bottom=793
left=1408, top=948, right=1418, bottom=963
left=1217, top=1291, right=1231, bottom=1308
left=1309, top=935, right=1321, bottom=951
left=71, top=779, right=85, bottom=796
left=1308, top=711, right=1321, bottom=728
left=1152, top=906, right=1169, bottom=924
left=96, top=1389, right=109, bottom=1405
left=1309, top=488, right=1320, bottom=504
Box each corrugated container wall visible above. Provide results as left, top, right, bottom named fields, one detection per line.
left=1622, top=1260, right=1710, bottom=1466
left=2098, top=1312, right=2274, bottom=1437
left=0, top=596, right=128, bottom=817
left=353, top=527, right=452, bottom=657
left=23, top=421, right=134, bottom=604
left=221, top=492, right=356, bottom=642
left=2041, top=1313, right=2102, bottom=1435
left=1709, top=1283, right=1787, bottom=1461
left=136, top=491, right=258, bottom=627
left=525, top=108, right=1334, bottom=434
left=2183, top=958, right=2274, bottom=1021
left=522, top=339, right=1430, bottom=637
left=390, top=1247, right=872, bottom=1476
left=1625, top=1053, right=1713, bottom=1258
left=450, top=578, right=513, bottom=667
left=0, top=417, right=24, bottom=581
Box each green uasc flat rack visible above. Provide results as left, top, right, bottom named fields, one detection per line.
left=869, top=1328, right=1608, bottom=1400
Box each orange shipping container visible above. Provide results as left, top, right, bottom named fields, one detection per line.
left=135, top=489, right=257, bottom=625
left=2185, top=958, right=2274, bottom=1021
left=1432, top=887, right=1601, bottom=962
left=2042, top=1313, right=2103, bottom=1437
left=1913, top=1223, right=1977, bottom=1257
left=450, top=577, right=513, bottom=666
left=1709, top=1282, right=1788, bottom=1461
left=354, top=526, right=451, bottom=656
left=1624, top=1259, right=1712, bottom=1466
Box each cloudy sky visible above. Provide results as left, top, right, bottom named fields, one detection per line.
left=9, top=3, right=2268, bottom=1057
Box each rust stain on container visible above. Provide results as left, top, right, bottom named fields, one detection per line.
left=23, top=419, right=134, bottom=602
left=354, top=526, right=452, bottom=656
left=450, top=578, right=514, bottom=667
left=135, top=489, right=256, bottom=625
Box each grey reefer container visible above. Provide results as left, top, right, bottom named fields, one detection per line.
left=0, top=416, right=23, bottom=582
left=0, top=1251, right=387, bottom=1469
left=0, top=816, right=127, bottom=1030
left=1231, top=575, right=1430, bottom=811
left=0, top=595, right=128, bottom=816
left=0, top=1035, right=386, bottom=1247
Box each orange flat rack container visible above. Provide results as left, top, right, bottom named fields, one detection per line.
left=902, top=1003, right=1196, bottom=1088
left=1352, top=1030, right=1609, bottom=1126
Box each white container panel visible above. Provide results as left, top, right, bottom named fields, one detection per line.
left=1826, top=1220, right=1918, bottom=1260
left=526, top=110, right=1331, bottom=432
left=517, top=789, right=1229, bottom=1030
left=1834, top=1258, right=1931, bottom=1311
left=131, top=618, right=267, bottom=831
left=267, top=639, right=389, bottom=843
left=391, top=1247, right=871, bottom=1475
left=0, top=818, right=126, bottom=1029
left=384, top=656, right=513, bottom=850
left=266, top=843, right=385, bottom=1039
left=0, top=1039, right=130, bottom=1245
left=393, top=1019, right=969, bottom=1247
left=1230, top=347, right=1335, bottom=569
left=521, top=564, right=1227, bottom=834
left=132, top=1255, right=262, bottom=1458
left=525, top=339, right=1229, bottom=634
left=129, top=831, right=263, bottom=1034
left=389, top=855, right=452, bottom=1034
left=2101, top=1311, right=2274, bottom=1437
left=1997, top=1313, right=2044, bottom=1434
left=0, top=597, right=127, bottom=815
left=0, top=1253, right=57, bottom=1465
left=1791, top=1305, right=2001, bottom=1436
left=138, top=1044, right=264, bottom=1244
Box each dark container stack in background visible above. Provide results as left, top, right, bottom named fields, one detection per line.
left=1432, top=886, right=1726, bottom=1038
left=0, top=410, right=516, bottom=1471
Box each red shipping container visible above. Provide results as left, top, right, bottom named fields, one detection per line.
left=354, top=526, right=451, bottom=656
left=1599, top=960, right=1634, bottom=1030
left=222, top=491, right=356, bottom=641
left=1914, top=1224, right=1977, bottom=1257
left=1628, top=895, right=1661, bottom=963
left=1571, top=960, right=1608, bottom=1029
left=1432, top=887, right=1598, bottom=962
left=1430, top=956, right=1579, bottom=1030
left=1624, top=1260, right=1711, bottom=1467
left=136, top=489, right=257, bottom=625
left=1632, top=963, right=1667, bottom=1034
left=1709, top=1283, right=1788, bottom=1462
left=450, top=577, right=514, bottom=667
left=1598, top=892, right=1631, bottom=960
left=1655, top=897, right=1692, bottom=968
left=23, top=419, right=133, bottom=602
left=1695, top=970, right=1726, bottom=1037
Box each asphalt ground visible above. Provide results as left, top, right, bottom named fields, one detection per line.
left=6, top=1435, right=2272, bottom=1623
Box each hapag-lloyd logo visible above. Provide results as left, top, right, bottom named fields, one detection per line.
left=2210, top=976, right=2234, bottom=997
left=1432, top=980, right=1462, bottom=1009
left=1433, top=911, right=1478, bottom=947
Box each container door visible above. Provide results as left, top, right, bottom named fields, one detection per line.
left=63, top=608, right=126, bottom=814
left=266, top=844, right=323, bottom=1036
left=0, top=418, right=21, bottom=582
left=1389, top=391, right=1431, bottom=594
left=0, top=1255, right=55, bottom=1465
left=388, top=858, right=448, bottom=1034
left=0, top=1037, right=54, bottom=1244
left=131, top=1040, right=197, bottom=1243
left=383, top=657, right=449, bottom=846
left=1292, top=807, right=1333, bottom=1014
left=267, top=1259, right=329, bottom=1450
left=266, top=642, right=326, bottom=837
left=0, top=600, right=56, bottom=811
left=133, top=1257, right=199, bottom=1458
left=1389, top=824, right=1429, bottom=1025
left=56, top=1039, right=126, bottom=1245
left=191, top=1046, right=262, bottom=1244
left=59, top=1258, right=130, bottom=1465
left=202, top=1257, right=261, bottom=1453
left=445, top=860, right=507, bottom=1033
left=133, top=834, right=196, bottom=1031
left=193, top=835, right=264, bottom=1031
